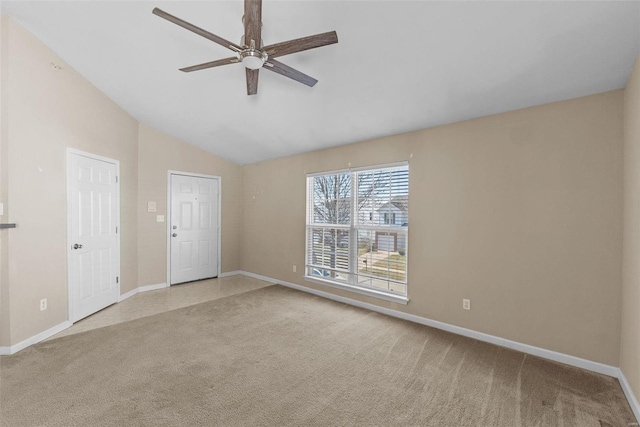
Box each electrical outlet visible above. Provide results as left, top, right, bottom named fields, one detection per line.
left=40, top=298, right=47, bottom=311
left=292, top=265, right=296, bottom=273
left=463, top=299, right=470, bottom=310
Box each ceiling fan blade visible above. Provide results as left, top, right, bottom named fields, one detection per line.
left=264, top=59, right=317, bottom=87
left=263, top=31, right=338, bottom=59
left=153, top=8, right=242, bottom=52
left=246, top=69, right=259, bottom=95
left=180, top=57, right=240, bottom=73
left=244, top=0, right=262, bottom=48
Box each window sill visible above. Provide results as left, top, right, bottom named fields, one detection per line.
left=303, top=276, right=409, bottom=305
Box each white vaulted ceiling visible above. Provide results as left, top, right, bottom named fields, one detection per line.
left=2, top=1, right=639, bottom=164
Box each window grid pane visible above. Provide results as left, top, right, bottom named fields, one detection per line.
left=312, top=174, right=351, bottom=225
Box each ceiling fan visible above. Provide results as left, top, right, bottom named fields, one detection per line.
left=153, top=0, right=338, bottom=96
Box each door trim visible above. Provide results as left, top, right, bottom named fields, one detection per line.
left=166, top=171, right=222, bottom=285
left=66, top=148, right=121, bottom=323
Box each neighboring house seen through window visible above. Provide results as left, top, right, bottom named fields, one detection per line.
left=383, top=212, right=396, bottom=225
left=305, top=163, right=409, bottom=302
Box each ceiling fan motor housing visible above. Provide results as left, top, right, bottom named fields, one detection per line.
left=239, top=34, right=267, bottom=69
left=239, top=49, right=268, bottom=70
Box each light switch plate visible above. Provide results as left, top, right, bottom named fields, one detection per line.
left=147, top=202, right=157, bottom=212
left=157, top=215, right=165, bottom=223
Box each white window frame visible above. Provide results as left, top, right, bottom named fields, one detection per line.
left=304, top=162, right=409, bottom=305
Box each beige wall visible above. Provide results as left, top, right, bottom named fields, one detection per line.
left=2, top=17, right=139, bottom=344
left=242, top=91, right=624, bottom=366
left=622, top=54, right=640, bottom=403
left=137, top=124, right=242, bottom=287
left=0, top=15, right=10, bottom=347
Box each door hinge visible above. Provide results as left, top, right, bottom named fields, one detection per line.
left=116, top=276, right=119, bottom=283
left=116, top=226, right=118, bottom=234
left=116, top=176, right=118, bottom=183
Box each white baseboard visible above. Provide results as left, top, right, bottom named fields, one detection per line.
left=0, top=321, right=72, bottom=356
left=119, top=283, right=167, bottom=302
left=235, top=270, right=619, bottom=378
left=118, top=287, right=139, bottom=302
left=219, top=270, right=241, bottom=278
left=139, top=283, right=168, bottom=293
left=618, top=369, right=640, bottom=423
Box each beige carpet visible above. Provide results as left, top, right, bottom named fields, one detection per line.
left=0, top=285, right=635, bottom=426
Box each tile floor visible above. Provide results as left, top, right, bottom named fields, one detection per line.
left=49, top=275, right=272, bottom=340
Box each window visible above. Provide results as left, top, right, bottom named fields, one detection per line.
left=305, top=163, right=409, bottom=302
left=383, top=212, right=396, bottom=225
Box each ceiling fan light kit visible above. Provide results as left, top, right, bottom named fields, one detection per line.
left=153, top=0, right=338, bottom=95
left=239, top=48, right=268, bottom=70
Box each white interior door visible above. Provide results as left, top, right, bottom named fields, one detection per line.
left=170, top=174, right=219, bottom=285
left=68, top=151, right=119, bottom=323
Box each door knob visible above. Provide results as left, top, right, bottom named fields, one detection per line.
left=172, top=225, right=177, bottom=230
left=73, top=243, right=83, bottom=250
left=172, top=233, right=177, bottom=237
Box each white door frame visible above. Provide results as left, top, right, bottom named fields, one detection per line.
left=66, top=148, right=121, bottom=322
left=166, top=170, right=222, bottom=285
